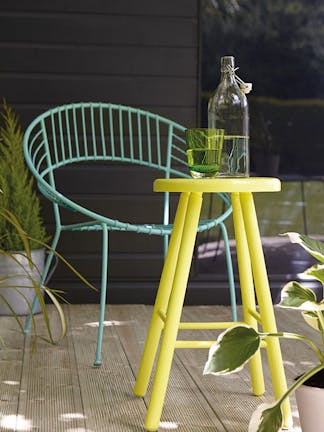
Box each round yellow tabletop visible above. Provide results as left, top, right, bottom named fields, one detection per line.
left=154, top=177, right=281, bottom=193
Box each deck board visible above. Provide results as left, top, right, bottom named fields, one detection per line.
left=68, top=303, right=148, bottom=432
left=17, top=306, right=86, bottom=431
left=0, top=304, right=312, bottom=431
left=0, top=317, right=24, bottom=429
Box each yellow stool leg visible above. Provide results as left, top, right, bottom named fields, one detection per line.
left=231, top=193, right=265, bottom=396
left=240, top=192, right=292, bottom=429
left=134, top=192, right=190, bottom=398
left=145, top=192, right=203, bottom=432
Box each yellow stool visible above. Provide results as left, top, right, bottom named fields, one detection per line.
left=134, top=178, right=292, bottom=431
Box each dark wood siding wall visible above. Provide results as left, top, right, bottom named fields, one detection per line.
left=0, top=0, right=202, bottom=303
left=0, top=0, right=200, bottom=127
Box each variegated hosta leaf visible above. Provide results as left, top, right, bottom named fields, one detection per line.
left=280, top=281, right=317, bottom=310
left=248, top=402, right=282, bottom=432
left=305, top=264, right=324, bottom=285
left=284, top=232, right=324, bottom=264
left=302, top=310, right=323, bottom=331
left=203, top=325, right=260, bottom=375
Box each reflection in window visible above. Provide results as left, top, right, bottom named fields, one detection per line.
left=201, top=0, right=324, bottom=176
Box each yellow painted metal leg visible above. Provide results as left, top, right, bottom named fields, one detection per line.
left=144, top=192, right=203, bottom=432
left=231, top=193, right=265, bottom=396
left=240, top=192, right=292, bottom=429
left=134, top=192, right=190, bottom=398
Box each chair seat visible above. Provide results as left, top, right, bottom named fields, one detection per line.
left=61, top=218, right=223, bottom=235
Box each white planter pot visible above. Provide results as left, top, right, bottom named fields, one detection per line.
left=0, top=248, right=45, bottom=316
left=295, top=383, right=324, bottom=432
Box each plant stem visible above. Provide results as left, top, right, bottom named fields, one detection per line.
left=278, top=363, right=324, bottom=407
left=316, top=309, right=324, bottom=348
left=262, top=331, right=324, bottom=363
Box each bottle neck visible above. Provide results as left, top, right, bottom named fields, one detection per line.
left=220, top=56, right=237, bottom=84
left=220, top=70, right=236, bottom=83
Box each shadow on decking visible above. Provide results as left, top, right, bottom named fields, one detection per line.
left=195, top=235, right=323, bottom=304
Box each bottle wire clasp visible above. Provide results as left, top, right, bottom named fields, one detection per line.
left=225, top=65, right=252, bottom=94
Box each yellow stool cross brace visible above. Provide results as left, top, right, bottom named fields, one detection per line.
left=134, top=178, right=292, bottom=431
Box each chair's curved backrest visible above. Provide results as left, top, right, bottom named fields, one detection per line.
left=24, top=102, right=231, bottom=230
left=24, top=102, right=188, bottom=182
left=24, top=103, right=192, bottom=219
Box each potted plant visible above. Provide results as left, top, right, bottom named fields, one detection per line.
left=0, top=206, right=95, bottom=345
left=0, top=100, right=96, bottom=343
left=203, top=232, right=324, bottom=432
left=0, top=99, right=51, bottom=316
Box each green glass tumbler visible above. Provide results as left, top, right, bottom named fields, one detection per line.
left=186, top=128, right=225, bottom=178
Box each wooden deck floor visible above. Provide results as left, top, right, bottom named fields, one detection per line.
left=0, top=304, right=318, bottom=431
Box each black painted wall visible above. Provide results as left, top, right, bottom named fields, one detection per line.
left=0, top=0, right=200, bottom=127
left=0, top=0, right=206, bottom=303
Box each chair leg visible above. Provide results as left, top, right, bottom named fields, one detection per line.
left=24, top=229, right=61, bottom=334
left=219, top=221, right=237, bottom=321
left=94, top=224, right=109, bottom=367
left=134, top=192, right=190, bottom=397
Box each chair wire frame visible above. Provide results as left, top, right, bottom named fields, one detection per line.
left=23, top=102, right=236, bottom=366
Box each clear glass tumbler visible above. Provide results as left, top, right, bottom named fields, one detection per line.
left=186, top=128, right=225, bottom=178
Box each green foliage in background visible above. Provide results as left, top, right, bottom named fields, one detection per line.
left=202, top=0, right=324, bottom=98
left=0, top=100, right=49, bottom=250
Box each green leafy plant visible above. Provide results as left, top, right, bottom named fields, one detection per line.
left=0, top=100, right=96, bottom=344
left=203, top=232, right=324, bottom=432
left=0, top=99, right=49, bottom=250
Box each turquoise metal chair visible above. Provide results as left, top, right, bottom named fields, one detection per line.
left=23, top=102, right=236, bottom=366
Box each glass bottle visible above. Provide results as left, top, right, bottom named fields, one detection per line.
left=208, top=56, right=249, bottom=176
